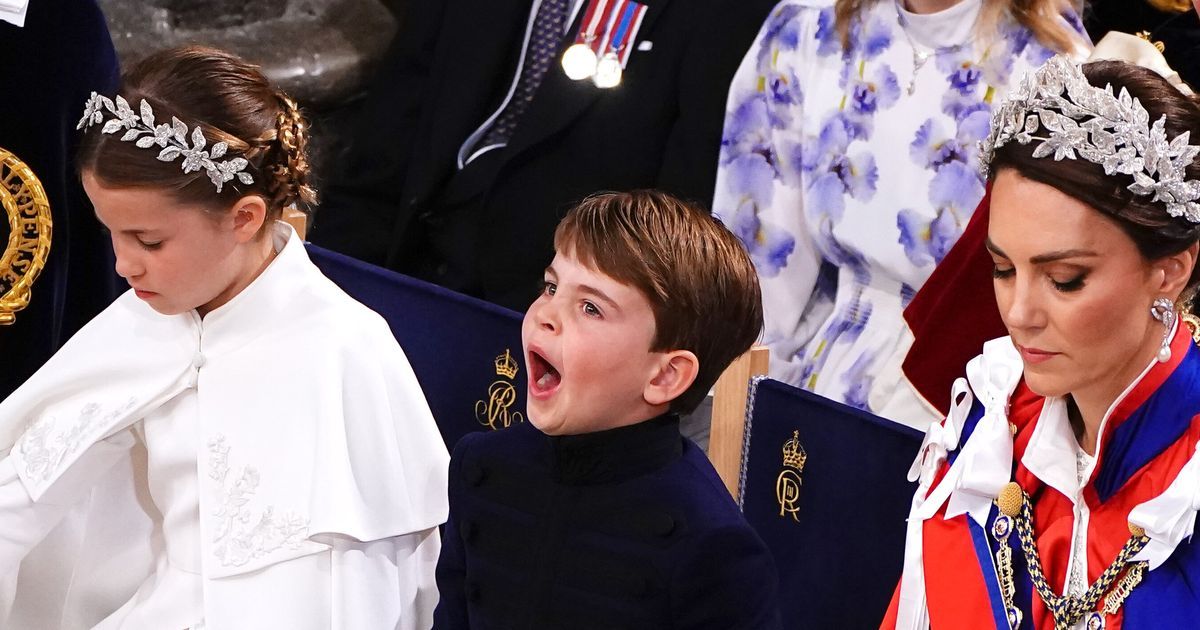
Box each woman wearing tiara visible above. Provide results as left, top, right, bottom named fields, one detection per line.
left=885, top=55, right=1200, bottom=629
left=0, top=46, right=448, bottom=629
left=713, top=0, right=1087, bottom=428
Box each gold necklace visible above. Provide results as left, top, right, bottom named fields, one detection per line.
left=990, top=482, right=1148, bottom=630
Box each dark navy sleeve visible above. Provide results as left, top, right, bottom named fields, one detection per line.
left=431, top=433, right=475, bottom=629
left=670, top=524, right=783, bottom=630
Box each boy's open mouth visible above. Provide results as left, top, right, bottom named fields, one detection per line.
left=528, top=350, right=562, bottom=395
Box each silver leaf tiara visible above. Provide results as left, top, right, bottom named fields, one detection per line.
left=980, top=55, right=1200, bottom=223
left=77, top=92, right=254, bottom=193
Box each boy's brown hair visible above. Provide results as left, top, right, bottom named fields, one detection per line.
left=554, top=190, right=764, bottom=414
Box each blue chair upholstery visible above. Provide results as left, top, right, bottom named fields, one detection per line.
left=738, top=378, right=922, bottom=629
left=307, top=244, right=527, bottom=449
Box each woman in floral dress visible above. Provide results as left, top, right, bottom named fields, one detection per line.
left=713, top=0, right=1086, bottom=428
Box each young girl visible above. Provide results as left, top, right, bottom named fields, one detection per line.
left=0, top=46, right=448, bottom=629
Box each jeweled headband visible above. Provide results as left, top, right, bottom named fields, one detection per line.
left=979, top=55, right=1200, bottom=223
left=77, top=92, right=253, bottom=193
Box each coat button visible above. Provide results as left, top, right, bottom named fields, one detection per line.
left=466, top=581, right=482, bottom=603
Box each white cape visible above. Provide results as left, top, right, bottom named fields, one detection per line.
left=0, top=223, right=449, bottom=628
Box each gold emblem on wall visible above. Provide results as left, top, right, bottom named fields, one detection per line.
left=475, top=349, right=525, bottom=430
left=0, top=147, right=52, bottom=326
left=776, top=430, right=807, bottom=521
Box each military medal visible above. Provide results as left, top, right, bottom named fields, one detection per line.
left=561, top=0, right=612, bottom=80
left=561, top=42, right=599, bottom=81
left=592, top=52, right=622, bottom=88
left=562, top=0, right=646, bottom=88
left=591, top=0, right=646, bottom=89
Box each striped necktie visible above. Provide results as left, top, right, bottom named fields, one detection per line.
left=479, top=0, right=569, bottom=149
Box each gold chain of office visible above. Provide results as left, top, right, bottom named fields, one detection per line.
left=990, top=482, right=1148, bottom=630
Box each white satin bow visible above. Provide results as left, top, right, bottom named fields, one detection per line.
left=917, top=337, right=1022, bottom=525
left=895, top=337, right=1024, bottom=630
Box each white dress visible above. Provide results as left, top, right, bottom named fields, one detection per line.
left=0, top=222, right=449, bottom=629
left=713, top=0, right=1083, bottom=428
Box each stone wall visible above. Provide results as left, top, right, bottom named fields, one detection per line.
left=97, top=0, right=397, bottom=109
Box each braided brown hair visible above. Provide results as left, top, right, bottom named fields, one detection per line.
left=77, top=45, right=318, bottom=226
left=265, top=93, right=318, bottom=211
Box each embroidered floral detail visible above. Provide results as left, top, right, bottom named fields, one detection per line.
left=17, top=398, right=138, bottom=484
left=207, top=435, right=308, bottom=568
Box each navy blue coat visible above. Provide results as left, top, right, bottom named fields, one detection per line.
left=0, top=0, right=121, bottom=398
left=433, top=415, right=782, bottom=629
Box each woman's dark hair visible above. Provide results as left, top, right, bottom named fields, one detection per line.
left=77, top=45, right=317, bottom=221
left=991, top=60, right=1200, bottom=300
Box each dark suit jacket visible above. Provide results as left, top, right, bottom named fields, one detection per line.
left=432, top=415, right=782, bottom=629
left=311, top=0, right=778, bottom=310
left=1084, top=0, right=1200, bottom=89
left=0, top=0, right=121, bottom=398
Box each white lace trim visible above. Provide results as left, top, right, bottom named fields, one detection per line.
left=207, top=435, right=308, bottom=568
left=16, top=398, right=138, bottom=483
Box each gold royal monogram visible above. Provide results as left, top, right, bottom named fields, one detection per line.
left=475, top=349, right=525, bottom=430
left=0, top=147, right=52, bottom=326
left=775, top=430, right=807, bottom=522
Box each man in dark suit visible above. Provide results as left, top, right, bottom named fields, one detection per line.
left=311, top=0, right=779, bottom=310
left=0, top=0, right=121, bottom=398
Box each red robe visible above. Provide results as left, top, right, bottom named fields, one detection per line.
left=885, top=327, right=1200, bottom=629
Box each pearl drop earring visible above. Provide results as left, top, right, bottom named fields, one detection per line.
left=1151, top=297, right=1177, bottom=363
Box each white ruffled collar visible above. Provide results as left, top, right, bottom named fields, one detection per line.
left=916, top=331, right=1200, bottom=566
left=896, top=332, right=1200, bottom=628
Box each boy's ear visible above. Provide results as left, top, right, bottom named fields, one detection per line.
left=643, top=350, right=699, bottom=407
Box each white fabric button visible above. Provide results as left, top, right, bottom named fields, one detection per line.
left=192, top=353, right=206, bottom=369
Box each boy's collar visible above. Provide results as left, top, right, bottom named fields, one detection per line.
left=548, top=413, right=683, bottom=485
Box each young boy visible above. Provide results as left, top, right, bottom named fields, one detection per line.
left=433, top=190, right=781, bottom=629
